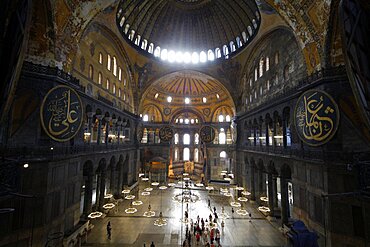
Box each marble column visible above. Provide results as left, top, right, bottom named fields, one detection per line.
left=96, top=115, right=103, bottom=145
left=83, top=174, right=93, bottom=217
left=250, top=164, right=256, bottom=201
left=116, top=161, right=123, bottom=197
left=95, top=174, right=100, bottom=208
left=117, top=121, right=122, bottom=144
left=283, top=118, right=287, bottom=147
left=105, top=117, right=112, bottom=144
left=281, top=178, right=289, bottom=225
left=99, top=172, right=106, bottom=210
left=267, top=173, right=274, bottom=215
left=110, top=167, right=115, bottom=194
left=273, top=176, right=278, bottom=208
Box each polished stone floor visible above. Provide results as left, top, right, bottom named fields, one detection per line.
left=84, top=182, right=287, bottom=247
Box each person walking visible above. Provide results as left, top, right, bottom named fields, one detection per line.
left=150, top=241, right=155, bottom=247
left=106, top=221, right=112, bottom=240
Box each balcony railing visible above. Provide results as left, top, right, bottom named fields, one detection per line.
left=1, top=143, right=136, bottom=161
left=239, top=145, right=352, bottom=163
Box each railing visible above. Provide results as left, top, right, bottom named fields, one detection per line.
left=1, top=143, right=136, bottom=160
left=239, top=145, right=353, bottom=162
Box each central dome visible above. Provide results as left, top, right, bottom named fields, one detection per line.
left=116, top=0, right=260, bottom=63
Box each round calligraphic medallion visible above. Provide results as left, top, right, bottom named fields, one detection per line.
left=294, top=90, right=340, bottom=146
left=199, top=125, right=216, bottom=143
left=40, top=85, right=83, bottom=142
left=159, top=126, right=174, bottom=142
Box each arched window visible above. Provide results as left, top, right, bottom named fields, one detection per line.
left=236, top=37, right=242, bottom=48
left=134, top=34, right=141, bottom=46
left=252, top=19, right=258, bottom=29
left=89, top=65, right=94, bottom=79
left=98, top=72, right=102, bottom=84
left=123, top=93, right=126, bottom=101
left=107, top=54, right=111, bottom=71
left=195, top=133, right=199, bottom=144
left=226, top=115, right=231, bottom=122
left=242, top=31, right=248, bottom=43
left=247, top=26, right=253, bottom=36
left=183, top=148, right=190, bottom=161
left=275, top=52, right=279, bottom=64
left=154, top=46, right=161, bottom=57
left=183, top=134, right=190, bottom=145
left=200, top=51, right=207, bottom=63
left=113, top=84, right=116, bottom=95
left=194, top=148, right=199, bottom=162
left=255, top=68, right=258, bottom=81
left=174, top=148, right=179, bottom=161
left=141, top=39, right=148, bottom=50
left=119, top=16, right=125, bottom=27
left=174, top=133, right=179, bottom=144
left=106, top=79, right=110, bottom=90
left=215, top=48, right=221, bottom=58
left=284, top=65, right=289, bottom=81
left=208, top=50, right=215, bottom=61
left=219, top=128, right=226, bottom=144
left=260, top=86, right=263, bottom=95
left=223, top=45, right=229, bottom=58
left=129, top=30, right=135, bottom=40
left=148, top=43, right=154, bottom=54
left=230, top=41, right=236, bottom=52
left=218, top=115, right=224, bottom=122
left=86, top=84, right=93, bottom=96
left=118, top=88, right=121, bottom=98
left=259, top=58, right=264, bottom=77
left=266, top=57, right=270, bottom=71
left=124, top=24, right=130, bottom=34
left=99, top=53, right=103, bottom=64
left=113, top=57, right=117, bottom=76
left=118, top=67, right=122, bottom=81
left=220, top=151, right=227, bottom=158
left=143, top=114, right=149, bottom=122
left=161, top=49, right=168, bottom=60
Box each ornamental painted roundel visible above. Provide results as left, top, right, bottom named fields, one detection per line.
left=159, top=126, right=174, bottom=142
left=40, top=85, right=83, bottom=142
left=294, top=90, right=340, bottom=146
left=199, top=125, right=216, bottom=143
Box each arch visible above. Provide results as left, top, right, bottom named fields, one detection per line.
left=211, top=105, right=235, bottom=122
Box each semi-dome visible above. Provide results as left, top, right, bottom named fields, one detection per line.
left=116, top=0, right=261, bottom=64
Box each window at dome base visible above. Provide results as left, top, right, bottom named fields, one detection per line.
left=116, top=0, right=261, bottom=64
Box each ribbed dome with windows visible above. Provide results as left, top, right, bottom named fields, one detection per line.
left=116, top=0, right=261, bottom=64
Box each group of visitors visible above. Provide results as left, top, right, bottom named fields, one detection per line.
left=182, top=202, right=223, bottom=246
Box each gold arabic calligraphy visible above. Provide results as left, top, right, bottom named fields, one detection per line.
left=296, top=92, right=335, bottom=142
left=47, top=90, right=79, bottom=136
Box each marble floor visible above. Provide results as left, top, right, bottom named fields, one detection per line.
left=84, top=182, right=287, bottom=247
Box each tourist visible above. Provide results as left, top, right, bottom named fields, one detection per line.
left=196, top=231, right=201, bottom=244
left=213, top=206, right=216, bottom=213
left=249, top=212, right=252, bottom=222
left=106, top=221, right=112, bottom=240
left=150, top=241, right=155, bottom=247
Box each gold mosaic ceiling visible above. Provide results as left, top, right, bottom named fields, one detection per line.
left=144, top=71, right=231, bottom=104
